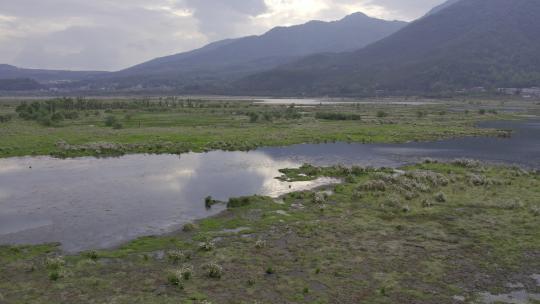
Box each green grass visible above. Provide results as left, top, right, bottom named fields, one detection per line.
left=0, top=97, right=523, bottom=158
left=1, top=162, right=539, bottom=303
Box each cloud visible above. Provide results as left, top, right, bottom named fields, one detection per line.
left=0, top=0, right=447, bottom=71
left=181, top=0, right=269, bottom=39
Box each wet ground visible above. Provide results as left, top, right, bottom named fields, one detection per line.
left=0, top=120, right=538, bottom=252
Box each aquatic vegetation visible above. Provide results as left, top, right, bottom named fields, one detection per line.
left=199, top=240, right=216, bottom=252
left=255, top=239, right=266, bottom=249
left=83, top=250, right=99, bottom=261
left=183, top=222, right=198, bottom=232
left=166, top=270, right=185, bottom=288
left=227, top=196, right=253, bottom=208
left=452, top=158, right=482, bottom=168
left=203, top=262, right=223, bottom=279
left=1, top=161, right=539, bottom=303
left=167, top=250, right=187, bottom=264
left=0, top=98, right=512, bottom=158
left=315, top=112, right=361, bottom=121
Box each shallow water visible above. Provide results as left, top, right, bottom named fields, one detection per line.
left=0, top=120, right=538, bottom=251
left=253, top=98, right=435, bottom=106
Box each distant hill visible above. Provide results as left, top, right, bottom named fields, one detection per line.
left=0, top=78, right=42, bottom=91
left=0, top=64, right=106, bottom=83
left=84, top=13, right=407, bottom=91
left=237, top=0, right=540, bottom=96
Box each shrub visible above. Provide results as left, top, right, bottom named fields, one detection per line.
left=434, top=192, right=447, bottom=203
left=166, top=270, right=184, bottom=287
left=453, top=158, right=481, bottom=168
left=422, top=199, right=434, bottom=208
left=467, top=174, right=490, bottom=186
left=0, top=114, right=13, bottom=123
left=183, top=222, right=197, bottom=232
left=376, top=111, right=388, bottom=118
left=198, top=240, right=215, bottom=252
left=248, top=112, right=259, bottom=123
left=204, top=196, right=217, bottom=209
left=48, top=270, right=63, bottom=281
left=203, top=262, right=223, bottom=278
left=265, top=266, right=275, bottom=274
left=167, top=250, right=186, bottom=264
left=312, top=192, right=327, bottom=204
left=227, top=196, right=252, bottom=208
left=315, top=112, right=361, bottom=121
left=104, top=115, right=118, bottom=127
left=173, top=264, right=194, bottom=281
left=63, top=111, right=79, bottom=119
left=359, top=180, right=387, bottom=192
left=83, top=250, right=99, bottom=261
left=51, top=112, right=64, bottom=122
left=255, top=239, right=266, bottom=249
left=45, top=256, right=65, bottom=270
left=112, top=122, right=123, bottom=129
left=384, top=195, right=401, bottom=208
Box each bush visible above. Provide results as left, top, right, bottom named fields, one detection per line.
left=63, top=111, right=79, bottom=119
left=315, top=112, right=361, bottom=121
left=104, top=115, right=118, bottom=127
left=48, top=270, right=63, bottom=281
left=83, top=250, right=99, bottom=261
left=0, top=114, right=13, bottom=123
left=203, top=262, right=223, bottom=278
left=182, top=222, right=197, bottom=232
left=434, top=192, right=447, bottom=203
left=255, top=239, right=266, bottom=249
left=312, top=192, right=327, bottom=204
left=376, top=111, right=388, bottom=118
left=198, top=240, right=215, bottom=252
left=180, top=265, right=194, bottom=281
left=359, top=180, right=387, bottom=192
left=166, top=270, right=184, bottom=287
left=205, top=196, right=217, bottom=209
left=227, top=196, right=252, bottom=208
left=45, top=256, right=65, bottom=270
left=452, top=158, right=481, bottom=168
left=248, top=112, right=259, bottom=123
left=167, top=250, right=186, bottom=264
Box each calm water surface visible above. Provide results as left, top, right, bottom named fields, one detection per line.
left=0, top=120, right=538, bottom=251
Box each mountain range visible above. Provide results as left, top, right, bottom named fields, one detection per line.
left=238, top=0, right=540, bottom=95
left=2, top=0, right=540, bottom=96
left=0, top=64, right=105, bottom=83
left=0, top=13, right=406, bottom=92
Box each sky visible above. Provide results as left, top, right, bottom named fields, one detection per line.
left=0, top=0, right=446, bottom=71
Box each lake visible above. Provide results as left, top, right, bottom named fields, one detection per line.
left=0, top=120, right=538, bottom=252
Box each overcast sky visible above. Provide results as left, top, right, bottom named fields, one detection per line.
left=0, top=0, right=446, bottom=71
